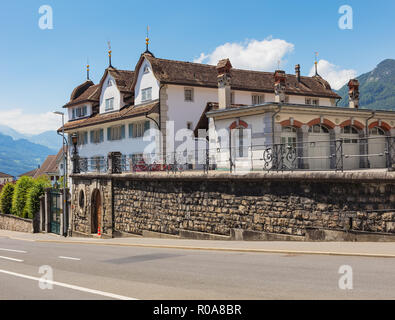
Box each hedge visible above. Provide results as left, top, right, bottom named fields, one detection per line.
left=11, top=176, right=34, bottom=217
left=0, top=183, right=15, bottom=215
left=23, top=176, right=51, bottom=219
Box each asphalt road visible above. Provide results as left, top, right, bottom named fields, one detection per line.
left=0, top=236, right=394, bottom=300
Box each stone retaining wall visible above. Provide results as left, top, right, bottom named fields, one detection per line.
left=0, top=213, right=34, bottom=233
left=71, top=171, right=395, bottom=240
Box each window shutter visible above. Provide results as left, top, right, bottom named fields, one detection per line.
left=107, top=127, right=111, bottom=141
left=100, top=129, right=104, bottom=142
left=90, top=130, right=94, bottom=143
left=121, top=125, right=125, bottom=139
left=129, top=124, right=134, bottom=138
left=144, top=121, right=150, bottom=133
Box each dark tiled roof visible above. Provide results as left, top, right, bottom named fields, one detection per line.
left=60, top=102, right=159, bottom=132
left=144, top=55, right=340, bottom=99
left=63, top=83, right=101, bottom=108
left=0, top=172, right=13, bottom=178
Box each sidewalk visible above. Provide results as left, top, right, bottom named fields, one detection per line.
left=1, top=230, right=395, bottom=258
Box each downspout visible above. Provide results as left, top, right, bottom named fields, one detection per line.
left=336, top=98, right=342, bottom=106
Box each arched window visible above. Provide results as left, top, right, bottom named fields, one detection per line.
left=237, top=126, right=245, bottom=157
left=309, top=124, right=329, bottom=133
left=369, top=127, right=385, bottom=135
left=341, top=126, right=359, bottom=144
left=282, top=126, right=297, bottom=133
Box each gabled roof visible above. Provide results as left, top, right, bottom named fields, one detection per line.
left=63, top=68, right=135, bottom=109
left=18, top=168, right=38, bottom=178
left=0, top=172, right=14, bottom=178
left=60, top=102, right=159, bottom=132
left=34, top=155, right=58, bottom=178
left=135, top=54, right=340, bottom=99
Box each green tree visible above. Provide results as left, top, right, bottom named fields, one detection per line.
left=24, top=177, right=51, bottom=219
left=11, top=176, right=34, bottom=217
left=0, top=183, right=15, bottom=215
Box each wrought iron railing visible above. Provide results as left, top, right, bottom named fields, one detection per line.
left=74, top=136, right=395, bottom=174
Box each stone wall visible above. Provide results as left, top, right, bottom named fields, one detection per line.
left=71, top=171, right=395, bottom=240
left=0, top=213, right=34, bottom=233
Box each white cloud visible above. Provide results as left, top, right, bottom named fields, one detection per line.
left=194, top=38, right=295, bottom=71
left=0, top=109, right=62, bottom=135
left=309, top=59, right=357, bottom=90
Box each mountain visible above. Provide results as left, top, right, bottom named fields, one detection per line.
left=0, top=125, right=61, bottom=151
left=27, top=131, right=62, bottom=151
left=0, top=132, right=55, bottom=177
left=337, top=59, right=395, bottom=110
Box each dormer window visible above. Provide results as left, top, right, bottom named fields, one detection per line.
left=142, top=87, right=152, bottom=102
left=72, top=105, right=87, bottom=119
left=105, top=97, right=114, bottom=111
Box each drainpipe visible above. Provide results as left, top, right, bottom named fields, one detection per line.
left=365, top=111, right=375, bottom=168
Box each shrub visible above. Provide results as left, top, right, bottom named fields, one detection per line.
left=0, top=183, right=15, bottom=215
left=24, top=176, right=51, bottom=219
left=11, top=176, right=34, bottom=217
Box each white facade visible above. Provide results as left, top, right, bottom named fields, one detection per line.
left=100, top=74, right=124, bottom=114
left=134, top=59, right=160, bottom=106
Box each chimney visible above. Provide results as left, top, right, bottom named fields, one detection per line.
left=348, top=79, right=359, bottom=109
left=216, top=59, right=232, bottom=109
left=295, top=64, right=301, bottom=82
left=274, top=70, right=286, bottom=103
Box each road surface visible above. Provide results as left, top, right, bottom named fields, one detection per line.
left=0, top=236, right=394, bottom=300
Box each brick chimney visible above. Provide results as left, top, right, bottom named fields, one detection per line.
left=216, top=59, right=232, bottom=109
left=274, top=70, right=286, bottom=103
left=348, top=79, right=359, bottom=109
left=295, top=64, right=301, bottom=82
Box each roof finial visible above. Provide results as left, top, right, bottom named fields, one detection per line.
left=314, top=52, right=319, bottom=76
left=145, top=26, right=150, bottom=53
left=86, top=57, right=90, bottom=80
left=107, top=41, right=112, bottom=67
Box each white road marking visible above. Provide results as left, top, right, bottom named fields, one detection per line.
left=0, top=256, right=24, bottom=262
left=58, top=256, right=81, bottom=261
left=0, top=248, right=27, bottom=254
left=0, top=269, right=137, bottom=300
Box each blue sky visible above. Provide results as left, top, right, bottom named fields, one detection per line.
left=0, top=0, right=394, bottom=134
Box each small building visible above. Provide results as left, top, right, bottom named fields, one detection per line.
left=0, top=172, right=14, bottom=185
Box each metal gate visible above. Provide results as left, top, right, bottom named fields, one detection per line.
left=49, top=190, right=61, bottom=235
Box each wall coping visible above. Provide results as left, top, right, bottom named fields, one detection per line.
left=71, top=170, right=395, bottom=183
left=0, top=213, right=33, bottom=223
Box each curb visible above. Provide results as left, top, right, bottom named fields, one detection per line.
left=31, top=239, right=395, bottom=259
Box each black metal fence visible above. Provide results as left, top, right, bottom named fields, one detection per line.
left=76, top=136, right=395, bottom=174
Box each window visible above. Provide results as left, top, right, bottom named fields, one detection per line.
left=305, top=98, right=312, bottom=105
left=370, top=127, right=385, bottom=135
left=252, top=94, right=265, bottom=105
left=90, top=129, right=104, bottom=144
left=231, top=92, right=235, bottom=104
left=105, top=98, right=114, bottom=111
left=107, top=125, right=125, bottom=141
left=187, top=122, right=193, bottom=130
left=237, top=127, right=245, bottom=157
left=79, top=190, right=85, bottom=209
left=142, top=87, right=152, bottom=102
left=282, top=126, right=297, bottom=133
left=129, top=121, right=150, bottom=138
left=184, top=88, right=194, bottom=102
left=72, top=105, right=87, bottom=119
left=77, top=131, right=88, bottom=145
left=107, top=79, right=113, bottom=86
left=312, top=99, right=319, bottom=106
left=309, top=124, right=329, bottom=133
left=341, top=126, right=358, bottom=134
left=143, top=65, right=150, bottom=74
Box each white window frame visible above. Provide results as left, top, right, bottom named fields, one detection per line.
left=110, top=126, right=122, bottom=141
left=105, top=98, right=114, bottom=111
left=252, top=94, right=265, bottom=105
left=141, top=87, right=152, bottom=102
